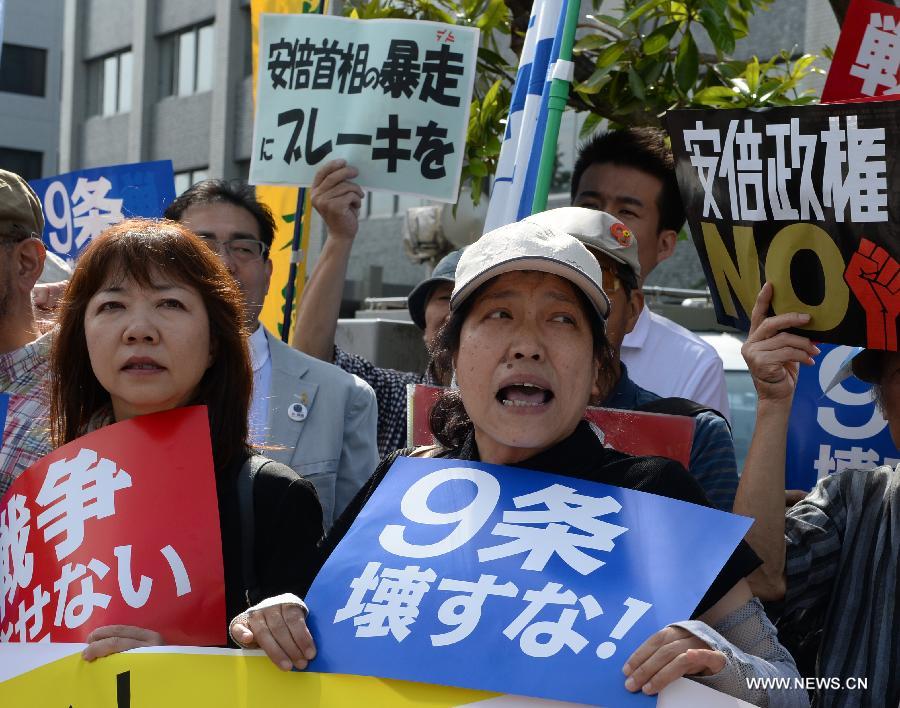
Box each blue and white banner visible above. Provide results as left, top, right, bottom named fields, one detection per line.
left=306, top=456, right=752, bottom=706
left=786, top=343, right=898, bottom=491
left=29, top=161, right=176, bottom=263
left=483, top=0, right=570, bottom=233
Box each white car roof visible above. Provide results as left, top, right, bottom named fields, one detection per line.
left=697, top=331, right=748, bottom=371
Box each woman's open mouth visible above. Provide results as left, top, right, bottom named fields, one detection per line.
left=496, top=382, right=554, bottom=408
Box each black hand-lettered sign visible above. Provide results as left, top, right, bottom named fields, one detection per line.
left=666, top=101, right=900, bottom=351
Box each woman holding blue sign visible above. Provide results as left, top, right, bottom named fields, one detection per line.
left=47, top=219, right=325, bottom=658
left=232, top=217, right=805, bottom=706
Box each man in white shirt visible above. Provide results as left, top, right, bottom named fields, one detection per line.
left=571, top=127, right=730, bottom=419
left=166, top=181, right=379, bottom=528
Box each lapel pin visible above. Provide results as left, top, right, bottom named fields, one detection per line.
left=288, top=402, right=308, bottom=422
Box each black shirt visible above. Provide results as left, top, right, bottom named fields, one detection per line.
left=318, top=420, right=759, bottom=617
left=217, top=455, right=324, bottom=627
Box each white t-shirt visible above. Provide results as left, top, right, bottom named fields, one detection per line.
left=621, top=305, right=731, bottom=421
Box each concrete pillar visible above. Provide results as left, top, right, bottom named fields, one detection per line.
left=208, top=0, right=242, bottom=180
left=127, top=0, right=153, bottom=163
left=59, top=0, right=84, bottom=171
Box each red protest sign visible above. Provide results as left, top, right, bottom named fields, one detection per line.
left=407, top=384, right=694, bottom=468
left=822, top=0, right=900, bottom=103
left=0, top=406, right=225, bottom=645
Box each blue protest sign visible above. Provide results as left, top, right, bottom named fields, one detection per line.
left=0, top=394, right=8, bottom=445
left=786, top=343, right=898, bottom=491
left=29, top=161, right=176, bottom=263
left=306, top=457, right=752, bottom=706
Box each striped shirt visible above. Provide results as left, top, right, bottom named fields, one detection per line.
left=781, top=465, right=900, bottom=707
left=0, top=332, right=52, bottom=497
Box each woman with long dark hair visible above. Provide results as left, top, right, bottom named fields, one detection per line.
left=50, top=218, right=323, bottom=659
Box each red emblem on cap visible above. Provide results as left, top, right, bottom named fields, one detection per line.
left=610, top=222, right=632, bottom=246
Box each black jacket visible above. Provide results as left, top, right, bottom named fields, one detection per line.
left=217, top=455, right=323, bottom=626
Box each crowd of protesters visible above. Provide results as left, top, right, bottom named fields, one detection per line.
left=1, top=125, right=895, bottom=707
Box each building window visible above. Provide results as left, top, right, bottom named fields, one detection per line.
left=86, top=49, right=133, bottom=116
left=0, top=43, right=47, bottom=97
left=174, top=168, right=210, bottom=197
left=160, top=24, right=214, bottom=98
left=0, top=147, right=43, bottom=181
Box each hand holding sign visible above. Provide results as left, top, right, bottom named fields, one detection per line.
left=310, top=160, right=364, bottom=242
left=742, top=283, right=819, bottom=405
left=844, top=238, right=900, bottom=350
left=623, top=625, right=726, bottom=695
left=231, top=597, right=316, bottom=672
left=81, top=624, right=165, bottom=661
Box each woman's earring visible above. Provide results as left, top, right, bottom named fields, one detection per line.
left=450, top=369, right=458, bottom=389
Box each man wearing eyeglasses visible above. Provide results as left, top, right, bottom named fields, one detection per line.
left=0, top=169, right=53, bottom=496
left=165, top=181, right=379, bottom=529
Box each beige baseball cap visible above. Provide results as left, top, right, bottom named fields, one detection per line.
left=0, top=169, right=44, bottom=238
left=451, top=219, right=610, bottom=319
left=523, top=207, right=641, bottom=279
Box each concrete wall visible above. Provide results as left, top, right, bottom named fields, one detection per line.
left=0, top=0, right=64, bottom=177
left=155, top=0, right=215, bottom=35
left=80, top=113, right=129, bottom=167
left=83, top=0, right=132, bottom=59
left=151, top=93, right=213, bottom=170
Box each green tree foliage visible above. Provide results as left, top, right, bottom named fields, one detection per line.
left=346, top=0, right=826, bottom=202
left=572, top=0, right=823, bottom=136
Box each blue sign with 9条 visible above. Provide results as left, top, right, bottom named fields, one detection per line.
left=305, top=456, right=752, bottom=706
left=29, top=161, right=176, bottom=263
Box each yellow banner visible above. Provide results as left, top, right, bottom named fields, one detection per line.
left=0, top=645, right=753, bottom=706
left=250, top=0, right=320, bottom=340
left=0, top=646, right=498, bottom=707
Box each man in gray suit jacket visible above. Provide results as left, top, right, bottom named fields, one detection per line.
left=166, top=181, right=379, bottom=529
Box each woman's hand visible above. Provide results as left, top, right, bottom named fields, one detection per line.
left=231, top=599, right=317, bottom=672
left=81, top=625, right=164, bottom=661
left=622, top=626, right=726, bottom=695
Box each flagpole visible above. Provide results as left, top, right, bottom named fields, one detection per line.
left=530, top=0, right=581, bottom=214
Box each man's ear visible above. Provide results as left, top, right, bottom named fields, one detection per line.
left=655, top=229, right=677, bottom=265
left=624, top=290, right=644, bottom=335
left=18, top=239, right=46, bottom=292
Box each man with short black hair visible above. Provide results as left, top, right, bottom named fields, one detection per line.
left=165, top=181, right=379, bottom=527
left=0, top=169, right=52, bottom=495
left=571, top=127, right=730, bottom=419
